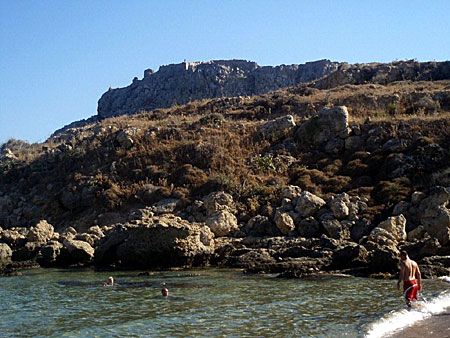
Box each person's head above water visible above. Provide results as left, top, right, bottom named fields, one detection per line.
left=107, top=276, right=114, bottom=285
left=161, top=288, right=169, bottom=297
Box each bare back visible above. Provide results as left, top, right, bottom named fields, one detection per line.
left=400, top=258, right=418, bottom=281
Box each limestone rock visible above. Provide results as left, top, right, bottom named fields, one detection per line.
left=27, top=220, right=54, bottom=244
left=282, top=185, right=302, bottom=200
left=61, top=239, right=95, bottom=265
left=151, top=198, right=179, bottom=214
left=296, top=106, right=349, bottom=146
left=274, top=211, right=295, bottom=235
left=97, top=60, right=340, bottom=119
left=206, top=210, right=238, bottom=237
left=418, top=187, right=450, bottom=245
left=95, top=214, right=215, bottom=268
left=38, top=241, right=63, bottom=266
left=244, top=215, right=277, bottom=237
left=296, top=191, right=326, bottom=217
left=203, top=191, right=234, bottom=216
left=0, top=243, right=12, bottom=268
left=322, top=218, right=349, bottom=241
left=377, top=214, right=407, bottom=241
left=297, top=217, right=321, bottom=238
left=329, top=193, right=350, bottom=219
left=260, top=115, right=296, bottom=139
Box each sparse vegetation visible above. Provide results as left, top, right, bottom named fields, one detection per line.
left=0, top=74, right=449, bottom=231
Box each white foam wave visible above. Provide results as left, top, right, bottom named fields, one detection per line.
left=438, top=276, right=450, bottom=283
left=365, top=291, right=450, bottom=338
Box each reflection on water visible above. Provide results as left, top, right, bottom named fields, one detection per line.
left=0, top=268, right=448, bottom=337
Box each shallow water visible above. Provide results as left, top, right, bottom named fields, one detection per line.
left=0, top=268, right=449, bottom=337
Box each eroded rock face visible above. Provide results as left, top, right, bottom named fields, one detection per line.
left=418, top=187, right=450, bottom=245
left=95, top=214, right=215, bottom=268
left=97, top=60, right=340, bottom=118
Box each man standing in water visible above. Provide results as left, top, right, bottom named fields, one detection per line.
left=397, top=251, right=422, bottom=307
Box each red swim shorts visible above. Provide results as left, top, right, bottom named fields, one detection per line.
left=403, top=279, right=419, bottom=302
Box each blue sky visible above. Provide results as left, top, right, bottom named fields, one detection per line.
left=1, top=1, right=449, bottom=144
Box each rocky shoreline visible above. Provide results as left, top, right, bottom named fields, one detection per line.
left=2, top=186, right=449, bottom=279
left=1, top=61, right=450, bottom=280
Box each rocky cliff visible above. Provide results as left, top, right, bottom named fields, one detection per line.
left=97, top=59, right=340, bottom=118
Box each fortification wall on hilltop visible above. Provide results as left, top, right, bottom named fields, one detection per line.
left=97, top=59, right=340, bottom=118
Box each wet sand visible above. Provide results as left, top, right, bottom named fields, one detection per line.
left=390, top=307, right=450, bottom=337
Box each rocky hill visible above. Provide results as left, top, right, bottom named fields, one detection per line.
left=97, top=59, right=340, bottom=118
left=1, top=60, right=450, bottom=279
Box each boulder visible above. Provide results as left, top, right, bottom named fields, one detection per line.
left=367, top=242, right=400, bottom=274
left=38, top=241, right=63, bottom=266
left=75, top=233, right=96, bottom=247
left=329, top=193, right=350, bottom=219
left=377, top=214, right=407, bottom=242
left=151, top=198, right=179, bottom=214
left=244, top=215, right=278, bottom=237
left=203, top=191, right=234, bottom=215
left=27, top=220, right=54, bottom=244
left=418, top=187, right=450, bottom=245
left=296, top=191, right=326, bottom=217
left=0, top=243, right=12, bottom=268
left=296, top=106, right=349, bottom=145
left=115, top=129, right=135, bottom=149
left=297, top=217, right=322, bottom=238
left=274, top=211, right=295, bottom=235
left=87, top=225, right=104, bottom=238
left=60, top=239, right=95, bottom=265
left=330, top=242, right=369, bottom=269
left=1, top=228, right=26, bottom=246
left=12, top=241, right=41, bottom=261
left=407, top=225, right=426, bottom=241
left=95, top=215, right=215, bottom=268
left=282, top=185, right=302, bottom=200
left=260, top=115, right=296, bottom=139
left=206, top=210, right=238, bottom=236
left=322, top=218, right=349, bottom=241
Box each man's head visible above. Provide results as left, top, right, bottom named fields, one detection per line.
left=400, top=251, right=408, bottom=260
left=161, top=288, right=169, bottom=297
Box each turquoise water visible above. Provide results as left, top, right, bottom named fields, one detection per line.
left=0, top=268, right=448, bottom=337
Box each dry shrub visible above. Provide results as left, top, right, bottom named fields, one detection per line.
left=344, top=159, right=369, bottom=176
left=372, top=178, right=411, bottom=206
left=170, top=164, right=208, bottom=188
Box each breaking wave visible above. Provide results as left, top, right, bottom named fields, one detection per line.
left=365, top=286, right=450, bottom=337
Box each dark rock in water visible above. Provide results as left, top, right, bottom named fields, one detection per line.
left=38, top=241, right=63, bottom=267
left=329, top=242, right=369, bottom=270
left=366, top=241, right=400, bottom=273
left=12, top=242, right=41, bottom=261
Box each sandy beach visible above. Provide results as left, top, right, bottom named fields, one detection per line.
left=390, top=307, right=450, bottom=337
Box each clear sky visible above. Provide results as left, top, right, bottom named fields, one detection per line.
left=1, top=0, right=449, bottom=144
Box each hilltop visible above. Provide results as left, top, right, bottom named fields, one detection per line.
left=1, top=59, right=449, bottom=278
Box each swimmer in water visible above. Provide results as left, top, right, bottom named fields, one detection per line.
left=103, top=276, right=114, bottom=286
left=161, top=288, right=169, bottom=297
left=397, top=251, right=422, bottom=307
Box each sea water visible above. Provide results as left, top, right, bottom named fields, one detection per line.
left=0, top=268, right=449, bottom=337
